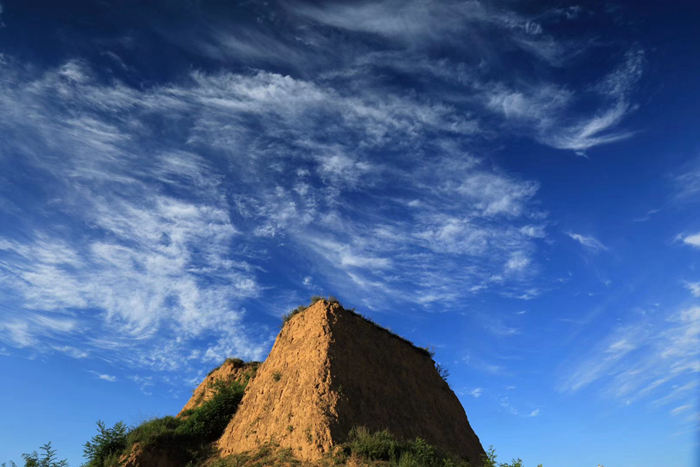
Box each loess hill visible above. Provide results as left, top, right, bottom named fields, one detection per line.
left=217, top=300, right=485, bottom=465
left=118, top=299, right=486, bottom=466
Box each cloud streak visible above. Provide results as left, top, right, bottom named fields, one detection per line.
left=566, top=232, right=608, bottom=252
left=0, top=0, right=646, bottom=382
left=559, top=305, right=700, bottom=418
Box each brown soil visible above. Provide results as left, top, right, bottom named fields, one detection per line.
left=178, top=359, right=258, bottom=417
left=216, top=300, right=485, bottom=465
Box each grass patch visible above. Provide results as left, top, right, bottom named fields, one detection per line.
left=282, top=305, right=308, bottom=324
left=213, top=428, right=510, bottom=467
left=281, top=295, right=341, bottom=325
left=83, top=371, right=250, bottom=467
left=340, top=427, right=472, bottom=466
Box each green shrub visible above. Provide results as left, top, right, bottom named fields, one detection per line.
left=81, top=377, right=249, bottom=467
left=176, top=380, right=246, bottom=442
left=343, top=428, right=471, bottom=467
left=125, top=416, right=182, bottom=448
left=482, top=446, right=537, bottom=467
left=2, top=442, right=68, bottom=467
left=346, top=427, right=400, bottom=461
left=435, top=363, right=450, bottom=384
left=282, top=305, right=307, bottom=324
left=310, top=295, right=324, bottom=304
left=282, top=296, right=348, bottom=325
left=83, top=420, right=128, bottom=467
left=272, top=371, right=282, bottom=382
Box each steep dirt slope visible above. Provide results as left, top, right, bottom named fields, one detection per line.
left=178, top=358, right=258, bottom=416
left=217, top=300, right=485, bottom=465
left=217, top=301, right=340, bottom=461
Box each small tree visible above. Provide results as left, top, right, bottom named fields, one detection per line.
left=7, top=442, right=68, bottom=467
left=82, top=420, right=127, bottom=467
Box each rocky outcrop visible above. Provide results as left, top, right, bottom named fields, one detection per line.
left=216, top=300, right=485, bottom=465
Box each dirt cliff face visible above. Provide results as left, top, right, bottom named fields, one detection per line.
left=178, top=358, right=258, bottom=417
left=217, top=300, right=485, bottom=465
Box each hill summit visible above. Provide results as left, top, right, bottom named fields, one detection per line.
left=216, top=299, right=486, bottom=465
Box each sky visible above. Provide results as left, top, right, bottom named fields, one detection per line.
left=0, top=0, right=698, bottom=466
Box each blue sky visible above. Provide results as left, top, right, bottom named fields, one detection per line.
left=0, top=1, right=698, bottom=466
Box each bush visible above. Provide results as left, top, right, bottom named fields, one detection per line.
left=125, top=416, right=182, bottom=448
left=310, top=295, right=324, bottom=304
left=435, top=363, right=450, bottom=384
left=346, top=427, right=400, bottom=461
left=282, top=305, right=307, bottom=324
left=343, top=427, right=470, bottom=467
left=83, top=420, right=128, bottom=467
left=81, top=376, right=249, bottom=467
left=482, top=446, right=539, bottom=467
left=176, top=380, right=246, bottom=442
left=2, top=442, right=68, bottom=467
left=281, top=296, right=345, bottom=325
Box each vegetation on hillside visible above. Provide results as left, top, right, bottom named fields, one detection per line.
left=3, top=303, right=539, bottom=467
left=80, top=360, right=257, bottom=467
left=2, top=443, right=68, bottom=467
left=211, top=428, right=541, bottom=467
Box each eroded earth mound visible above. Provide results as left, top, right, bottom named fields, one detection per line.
left=217, top=300, right=486, bottom=465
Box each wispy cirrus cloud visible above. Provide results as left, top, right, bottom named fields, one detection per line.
left=0, top=0, right=646, bottom=382
left=485, top=48, right=644, bottom=154
left=685, top=282, right=700, bottom=297
left=168, top=0, right=644, bottom=156
left=0, top=54, right=543, bottom=370
left=89, top=371, right=117, bottom=383
left=559, top=305, right=700, bottom=423
left=566, top=232, right=608, bottom=252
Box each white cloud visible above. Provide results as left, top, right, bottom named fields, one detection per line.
left=560, top=305, right=700, bottom=412
left=528, top=409, right=540, bottom=417
left=566, top=232, right=608, bottom=252
left=671, top=404, right=692, bottom=416
left=290, top=0, right=573, bottom=66
left=484, top=49, right=644, bottom=154
left=505, top=252, right=532, bottom=273
left=674, top=161, right=700, bottom=200
left=98, top=374, right=117, bottom=382
left=469, top=387, right=483, bottom=398
left=0, top=0, right=645, bottom=376
left=0, top=55, right=538, bottom=371
left=684, top=282, right=700, bottom=297
left=681, top=233, right=700, bottom=248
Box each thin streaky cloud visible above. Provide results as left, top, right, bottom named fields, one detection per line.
left=566, top=232, right=608, bottom=252
left=560, top=306, right=700, bottom=410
